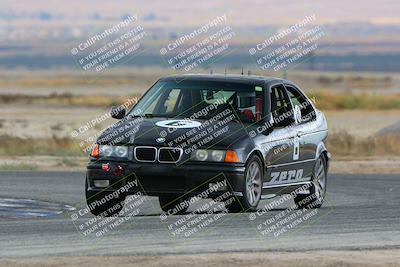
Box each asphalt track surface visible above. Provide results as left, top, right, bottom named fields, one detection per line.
left=0, top=171, right=399, bottom=257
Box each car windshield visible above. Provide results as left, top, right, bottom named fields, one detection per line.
left=129, top=80, right=264, bottom=123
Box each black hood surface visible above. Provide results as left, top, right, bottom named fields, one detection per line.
left=97, top=117, right=253, bottom=149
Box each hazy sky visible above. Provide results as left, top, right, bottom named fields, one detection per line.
left=1, top=0, right=400, bottom=26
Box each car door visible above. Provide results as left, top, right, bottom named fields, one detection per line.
left=284, top=84, right=318, bottom=181
left=261, top=83, right=298, bottom=188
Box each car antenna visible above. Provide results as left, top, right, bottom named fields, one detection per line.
left=248, top=70, right=251, bottom=76
left=241, top=67, right=244, bottom=75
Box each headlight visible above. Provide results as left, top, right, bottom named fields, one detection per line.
left=191, top=149, right=226, bottom=162
left=193, top=150, right=208, bottom=161
left=114, top=146, right=128, bottom=157
left=94, top=145, right=129, bottom=158
left=210, top=150, right=225, bottom=161
left=100, top=145, right=113, bottom=157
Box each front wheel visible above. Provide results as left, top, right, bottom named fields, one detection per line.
left=226, top=155, right=262, bottom=212
left=294, top=155, right=327, bottom=209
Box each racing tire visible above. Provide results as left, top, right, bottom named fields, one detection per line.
left=85, top=178, right=126, bottom=217
left=226, top=155, right=262, bottom=213
left=159, top=195, right=190, bottom=215
left=294, top=155, right=327, bottom=209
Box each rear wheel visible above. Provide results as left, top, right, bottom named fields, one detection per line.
left=226, top=155, right=262, bottom=212
left=294, top=155, right=327, bottom=209
left=159, top=195, right=189, bottom=215
left=85, top=178, right=125, bottom=217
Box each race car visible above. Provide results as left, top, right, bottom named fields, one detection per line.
left=85, top=74, right=330, bottom=216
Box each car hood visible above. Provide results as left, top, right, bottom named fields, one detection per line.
left=97, top=117, right=253, bottom=149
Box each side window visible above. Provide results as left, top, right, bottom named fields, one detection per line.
left=202, top=90, right=235, bottom=104
left=143, top=90, right=163, bottom=114
left=285, top=85, right=316, bottom=123
left=200, top=89, right=262, bottom=123
left=152, top=88, right=182, bottom=114
left=270, top=85, right=295, bottom=127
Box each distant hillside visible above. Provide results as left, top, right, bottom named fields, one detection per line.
left=1, top=51, right=400, bottom=72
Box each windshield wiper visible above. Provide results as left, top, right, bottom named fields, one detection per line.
left=143, top=114, right=179, bottom=118
left=196, top=116, right=212, bottom=120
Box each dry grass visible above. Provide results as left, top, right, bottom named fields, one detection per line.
left=0, top=135, right=83, bottom=156
left=0, top=163, right=38, bottom=171
left=310, top=90, right=400, bottom=110
left=0, top=93, right=139, bottom=107
left=316, top=74, right=393, bottom=89
left=1, top=250, right=400, bottom=267
left=1, top=131, right=399, bottom=157
left=328, top=131, right=400, bottom=156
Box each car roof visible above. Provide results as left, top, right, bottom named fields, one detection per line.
left=159, top=73, right=290, bottom=85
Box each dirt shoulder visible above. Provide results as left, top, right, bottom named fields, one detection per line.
left=329, top=156, right=400, bottom=174
left=1, top=250, right=400, bottom=267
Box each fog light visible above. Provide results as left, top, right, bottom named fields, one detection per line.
left=102, top=163, right=110, bottom=172
left=94, top=180, right=109, bottom=188
left=114, top=165, right=124, bottom=176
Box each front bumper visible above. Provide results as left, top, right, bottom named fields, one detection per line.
left=86, top=160, right=245, bottom=197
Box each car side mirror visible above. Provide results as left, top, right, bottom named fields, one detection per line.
left=110, top=106, right=125, bottom=119
left=294, top=105, right=302, bottom=124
